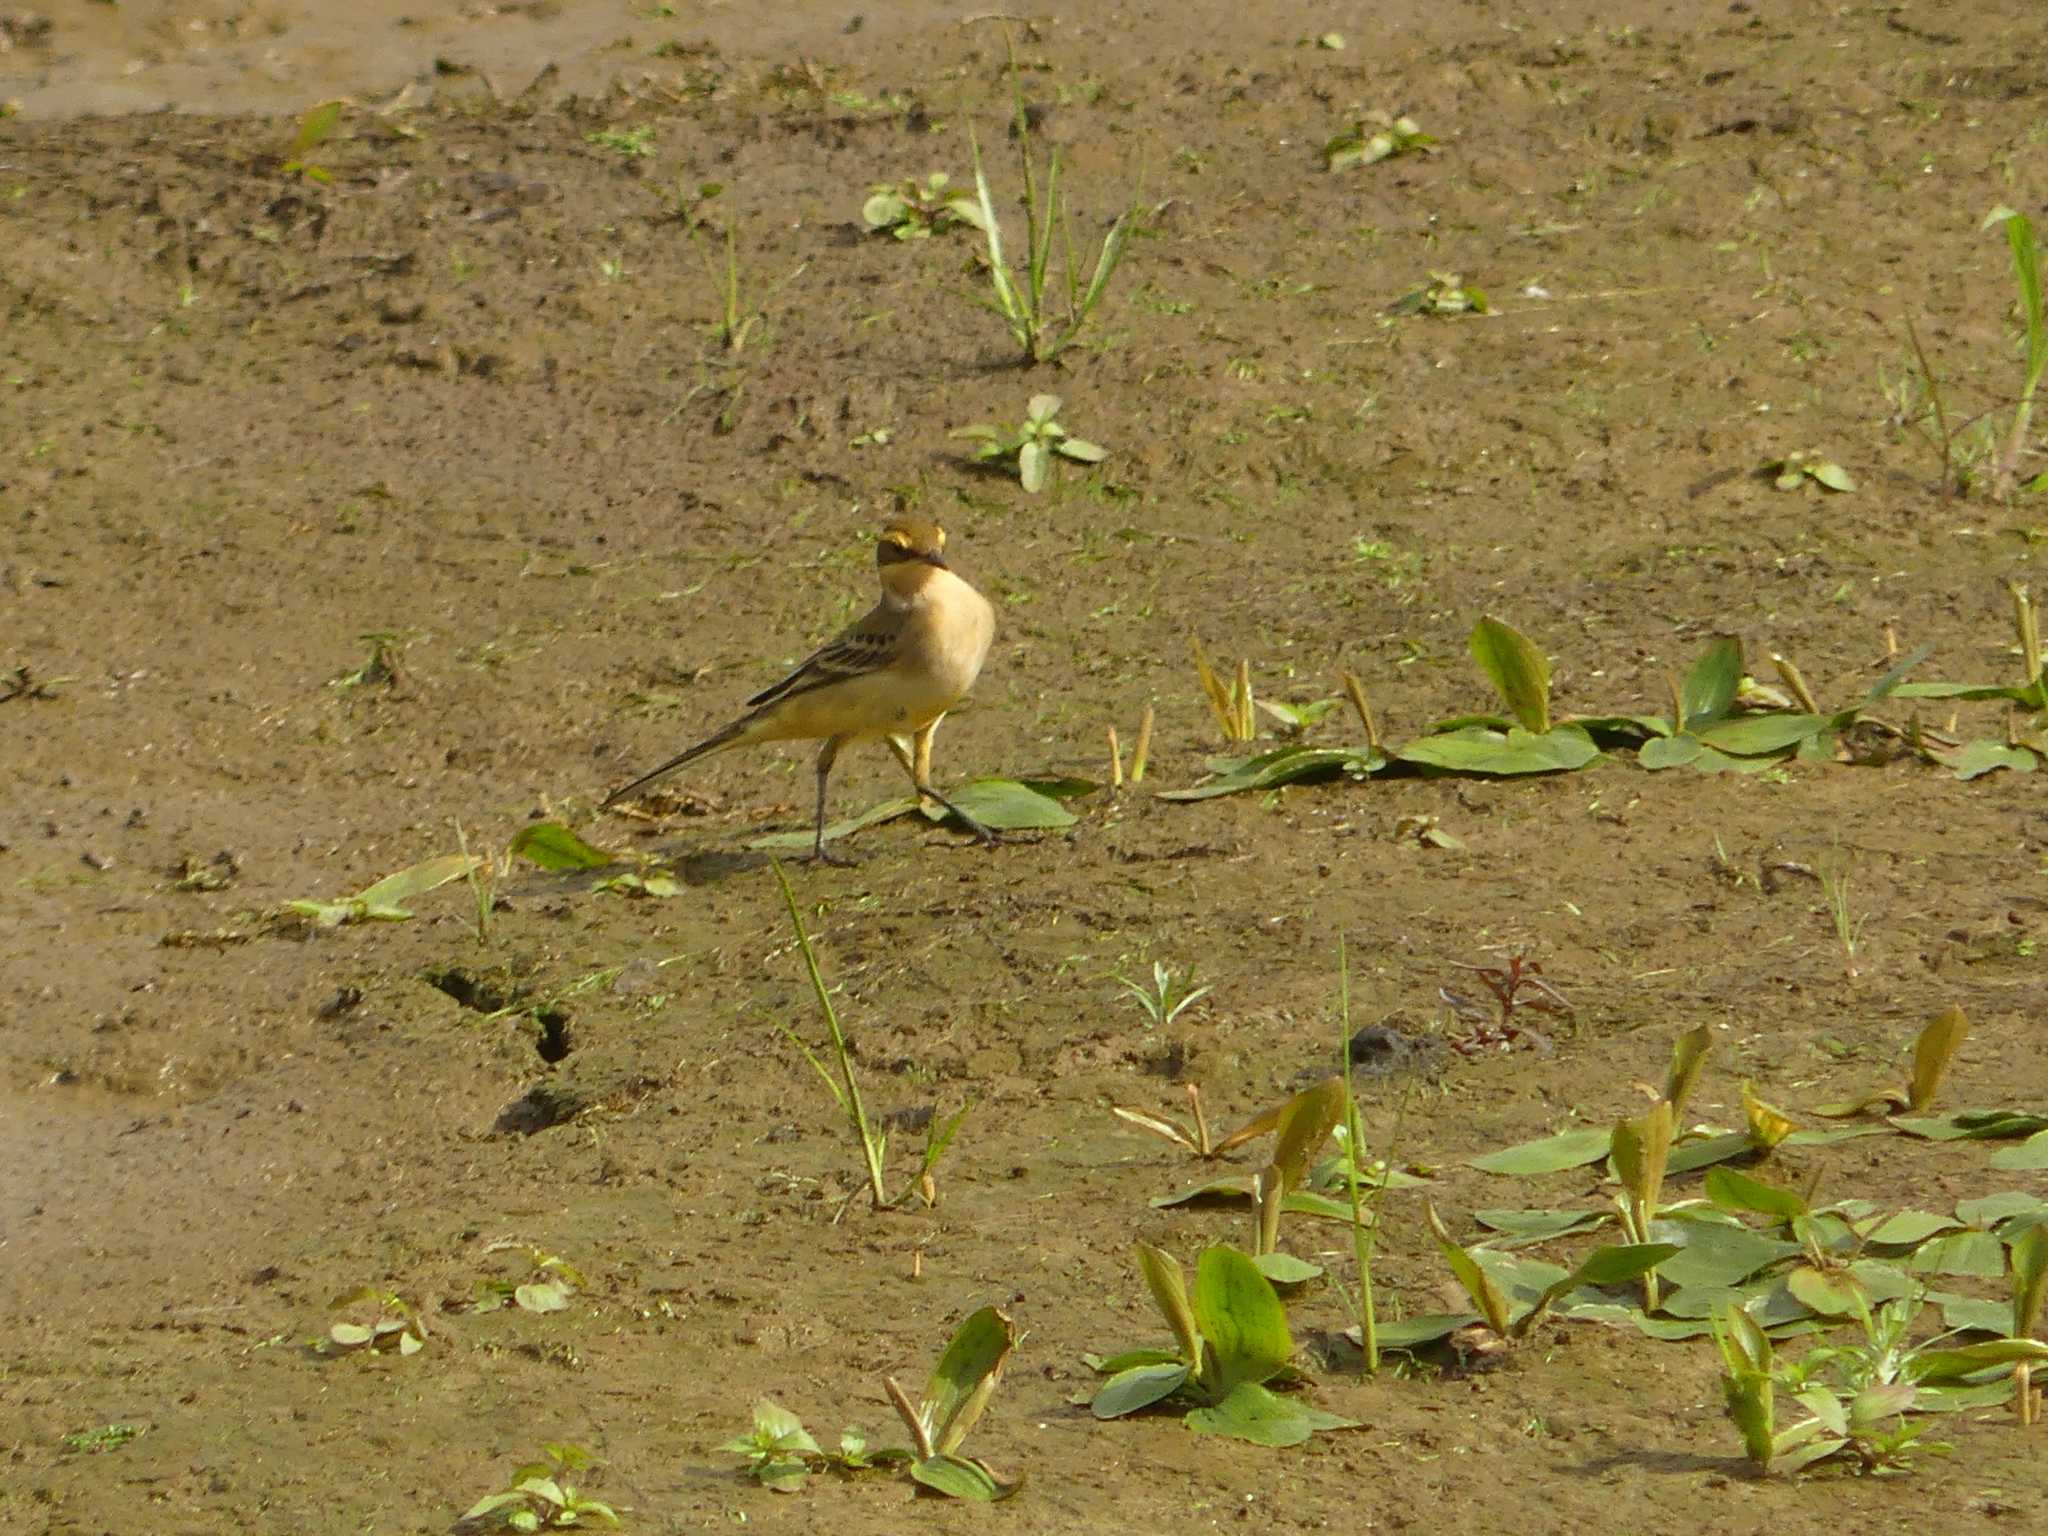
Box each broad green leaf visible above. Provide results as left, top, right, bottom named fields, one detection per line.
left=1680, top=637, right=1743, bottom=727
left=920, top=1307, right=1014, bottom=1454
left=1908, top=1230, right=2007, bottom=1279
left=1908, top=1005, right=1969, bottom=1112
left=1270, top=1078, right=1345, bottom=1192
left=1639, top=734, right=1703, bottom=770
left=1611, top=1101, right=1673, bottom=1223
left=1186, top=1382, right=1308, bottom=1446
left=1396, top=724, right=1598, bottom=776
left=1191, top=1246, right=1293, bottom=1391
left=1908, top=1338, right=2048, bottom=1382
left=1704, top=1167, right=1807, bottom=1223
left=1806, top=459, right=1855, bottom=492
left=1468, top=1126, right=1612, bottom=1175
left=1742, top=1083, right=1796, bottom=1148
left=327, top=1321, right=373, bottom=1347
left=289, top=100, right=343, bottom=159
left=748, top=1401, right=818, bottom=1455
left=1018, top=440, right=1049, bottom=494
left=1156, top=745, right=1382, bottom=801
left=1556, top=1243, right=1680, bottom=1291
left=1938, top=740, right=2040, bottom=779
left=1252, top=1252, right=1324, bottom=1286
left=1056, top=437, right=1108, bottom=463
left=1784, top=1264, right=1863, bottom=1317
left=1091, top=1362, right=1190, bottom=1419
left=1084, top=1348, right=1183, bottom=1375
left=1859, top=1209, right=1959, bottom=1246
left=513, top=1282, right=570, bottom=1313
left=464, top=1490, right=536, bottom=1520
left=1694, top=714, right=1829, bottom=755
left=1665, top=1132, right=1761, bottom=1178
left=1956, top=1192, right=2048, bottom=1227
left=1424, top=1202, right=1511, bottom=1335
left=510, top=822, right=612, bottom=871
left=1473, top=1209, right=1612, bottom=1245
left=1135, top=1243, right=1201, bottom=1367
left=1990, top=1130, right=2048, bottom=1169
left=1651, top=1218, right=1801, bottom=1290
left=908, top=1452, right=1018, bottom=1501
left=2013, top=1222, right=2048, bottom=1336
left=1469, top=616, right=1551, bottom=733
left=1892, top=1110, right=2048, bottom=1142
left=919, top=778, right=1077, bottom=831
left=1931, top=1292, right=2012, bottom=1335
left=1664, top=1025, right=1714, bottom=1119
left=1369, top=1313, right=1479, bottom=1350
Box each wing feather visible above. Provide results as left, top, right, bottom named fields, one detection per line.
left=744, top=596, right=906, bottom=708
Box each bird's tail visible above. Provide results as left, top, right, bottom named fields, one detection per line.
left=601, top=716, right=752, bottom=807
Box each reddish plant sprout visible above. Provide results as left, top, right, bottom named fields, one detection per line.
left=1439, top=953, right=1572, bottom=1056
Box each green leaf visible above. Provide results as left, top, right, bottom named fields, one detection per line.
left=1135, top=1243, right=1201, bottom=1367
left=1860, top=1209, right=1958, bottom=1246
left=1091, top=1362, right=1190, bottom=1419
left=1371, top=1313, right=1479, bottom=1350
left=1908, top=1338, right=2048, bottom=1383
left=510, top=822, right=613, bottom=871
left=1990, top=1130, right=2048, bottom=1169
left=1191, top=1246, right=1294, bottom=1391
left=1704, top=1167, right=1808, bottom=1223
left=1806, top=459, right=1855, bottom=492
left=919, top=777, right=1077, bottom=831
left=1468, top=1126, right=1613, bottom=1175
left=1934, top=740, right=2040, bottom=779
left=919, top=1306, right=1016, bottom=1455
left=1693, top=714, right=1829, bottom=755
left=1056, top=437, right=1108, bottom=463
left=1680, top=636, right=1743, bottom=727
left=514, top=1281, right=570, bottom=1313
left=1269, top=1078, right=1346, bottom=1193
left=1396, top=724, right=1599, bottom=775
left=1908, top=1230, right=2007, bottom=1278
left=1252, top=1252, right=1324, bottom=1285
left=1473, top=1209, right=1612, bottom=1245
left=463, top=1490, right=537, bottom=1520
left=1157, top=744, right=1382, bottom=801
left=1892, top=1110, right=2048, bottom=1142
left=1185, top=1381, right=1358, bottom=1446
left=1018, top=440, right=1048, bottom=493
left=1424, top=1202, right=1511, bottom=1335
left=289, top=100, right=344, bottom=159
left=1654, top=1218, right=1802, bottom=1290
left=2012, top=1222, right=2048, bottom=1336
left=1558, top=1243, right=1680, bottom=1290
left=908, top=1452, right=1018, bottom=1500
left=1468, top=616, right=1551, bottom=733
left=327, top=1321, right=373, bottom=1347
left=748, top=1401, right=819, bottom=1456
left=746, top=794, right=920, bottom=851
left=1638, top=733, right=1703, bottom=770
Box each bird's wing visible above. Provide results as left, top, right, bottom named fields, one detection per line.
left=744, top=596, right=907, bottom=708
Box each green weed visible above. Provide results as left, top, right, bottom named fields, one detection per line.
left=951, top=393, right=1106, bottom=492
left=461, top=1444, right=619, bottom=1531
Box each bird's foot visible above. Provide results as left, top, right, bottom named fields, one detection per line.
left=808, top=842, right=859, bottom=868
left=920, top=789, right=1002, bottom=847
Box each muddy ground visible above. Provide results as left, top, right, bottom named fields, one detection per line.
left=4, top=0, right=2047, bottom=1531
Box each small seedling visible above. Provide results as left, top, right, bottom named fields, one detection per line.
left=960, top=31, right=1140, bottom=364
left=1090, top=1243, right=1359, bottom=1446
left=1107, top=704, right=1154, bottom=788
left=951, top=393, right=1106, bottom=493
left=1984, top=206, right=2048, bottom=500
left=675, top=184, right=808, bottom=354
left=1423, top=1203, right=1675, bottom=1347
left=1816, top=857, right=1868, bottom=978
left=1439, top=951, right=1572, bottom=1055
left=1189, top=636, right=1256, bottom=742
left=61, top=1423, right=142, bottom=1455
left=1115, top=959, right=1211, bottom=1030
left=322, top=1286, right=428, bottom=1356
left=283, top=100, right=342, bottom=183
left=1387, top=272, right=1490, bottom=316
left=861, top=173, right=990, bottom=240
left=719, top=1401, right=901, bottom=1492
left=1813, top=1006, right=1968, bottom=1118
left=586, top=124, right=656, bottom=159
left=1324, top=111, right=1437, bottom=172
left=882, top=1305, right=1021, bottom=1499
left=510, top=820, right=680, bottom=898
left=2, top=663, right=74, bottom=702
left=329, top=630, right=406, bottom=690
left=1759, top=451, right=1856, bottom=493
left=460, top=1444, right=620, bottom=1531
left=470, top=1242, right=584, bottom=1315
left=281, top=852, right=482, bottom=928
left=772, top=861, right=968, bottom=1211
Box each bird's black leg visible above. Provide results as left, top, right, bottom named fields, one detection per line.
left=888, top=730, right=1000, bottom=846
left=809, top=736, right=857, bottom=866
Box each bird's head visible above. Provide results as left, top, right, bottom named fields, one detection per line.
left=877, top=518, right=949, bottom=574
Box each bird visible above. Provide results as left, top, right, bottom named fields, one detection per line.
left=602, top=518, right=999, bottom=865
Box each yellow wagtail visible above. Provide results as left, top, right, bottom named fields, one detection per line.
left=603, top=518, right=998, bottom=864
